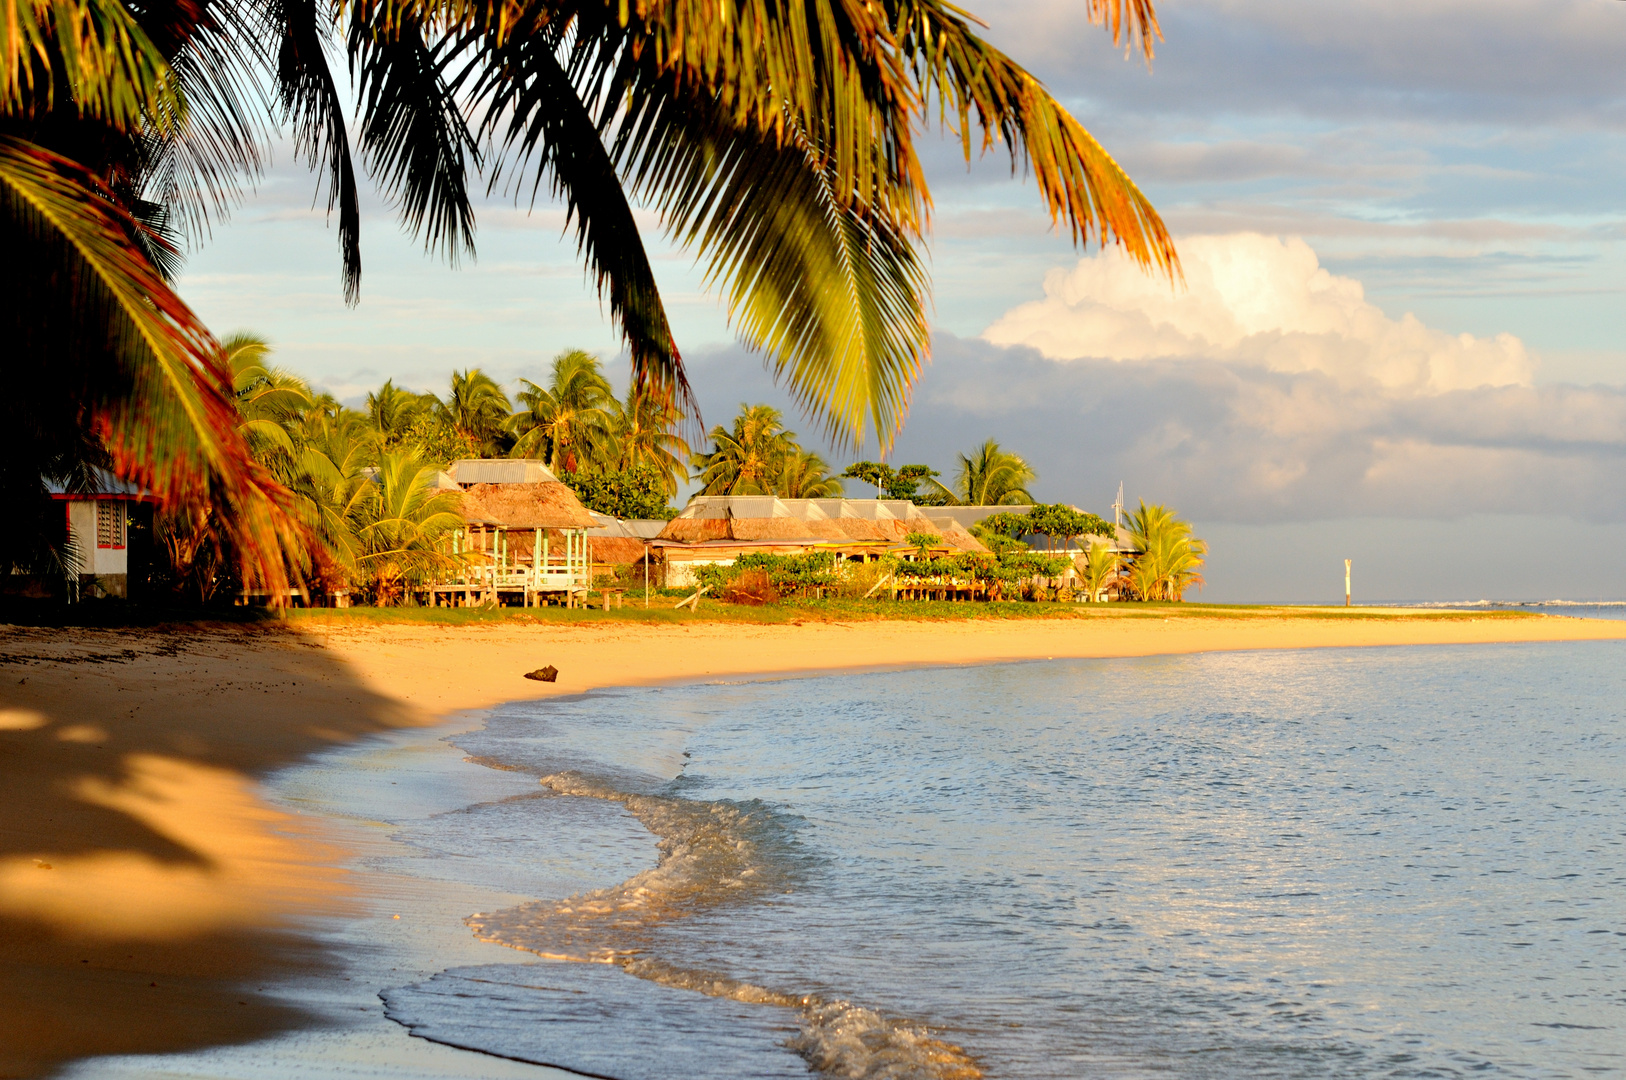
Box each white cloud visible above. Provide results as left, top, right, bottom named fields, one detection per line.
left=982, top=233, right=1533, bottom=394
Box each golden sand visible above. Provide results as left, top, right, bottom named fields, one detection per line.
left=1, top=612, right=1621, bottom=1076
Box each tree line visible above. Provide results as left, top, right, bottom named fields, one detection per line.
left=50, top=338, right=1207, bottom=604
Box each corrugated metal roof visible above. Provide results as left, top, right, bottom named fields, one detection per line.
left=448, top=459, right=559, bottom=485
left=44, top=468, right=146, bottom=498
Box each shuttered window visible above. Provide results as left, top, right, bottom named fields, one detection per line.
left=95, top=502, right=125, bottom=548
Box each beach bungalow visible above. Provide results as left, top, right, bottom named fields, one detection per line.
left=48, top=470, right=151, bottom=600
left=426, top=461, right=599, bottom=606
left=654, top=496, right=986, bottom=588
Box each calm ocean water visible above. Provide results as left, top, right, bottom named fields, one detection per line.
left=382, top=643, right=1626, bottom=1080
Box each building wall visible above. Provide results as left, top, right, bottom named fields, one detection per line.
left=663, top=556, right=737, bottom=589
left=66, top=499, right=130, bottom=596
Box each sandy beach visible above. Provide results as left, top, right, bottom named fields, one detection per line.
left=3, top=611, right=1623, bottom=1078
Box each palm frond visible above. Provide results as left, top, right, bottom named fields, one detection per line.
left=265, top=0, right=362, bottom=301
left=0, top=135, right=302, bottom=590
left=471, top=32, right=692, bottom=419
left=613, top=81, right=928, bottom=452
left=892, top=0, right=1178, bottom=279
left=136, top=0, right=269, bottom=245
left=0, top=0, right=185, bottom=132
left=349, top=3, right=479, bottom=262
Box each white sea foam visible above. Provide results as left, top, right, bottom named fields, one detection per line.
left=466, top=771, right=981, bottom=1080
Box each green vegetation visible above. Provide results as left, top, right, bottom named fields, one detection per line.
left=1122, top=501, right=1207, bottom=601
left=955, top=440, right=1038, bottom=505
left=562, top=465, right=677, bottom=520
left=693, top=553, right=840, bottom=598
left=691, top=405, right=841, bottom=498
left=841, top=462, right=954, bottom=504
left=1025, top=504, right=1115, bottom=552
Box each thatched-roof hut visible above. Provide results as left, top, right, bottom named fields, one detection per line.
left=458, top=482, right=597, bottom=530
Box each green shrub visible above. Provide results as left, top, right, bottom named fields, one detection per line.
left=693, top=552, right=841, bottom=600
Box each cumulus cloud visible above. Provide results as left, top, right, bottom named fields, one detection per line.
left=982, top=233, right=1533, bottom=394
left=879, top=336, right=1626, bottom=524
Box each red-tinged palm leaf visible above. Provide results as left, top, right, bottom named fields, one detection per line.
left=0, top=134, right=304, bottom=590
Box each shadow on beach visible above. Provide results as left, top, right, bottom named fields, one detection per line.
left=0, top=621, right=418, bottom=1078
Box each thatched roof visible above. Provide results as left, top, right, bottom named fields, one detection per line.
left=589, top=536, right=653, bottom=565
left=932, top=518, right=990, bottom=554
left=656, top=509, right=993, bottom=550
left=656, top=516, right=844, bottom=543
left=459, top=482, right=597, bottom=529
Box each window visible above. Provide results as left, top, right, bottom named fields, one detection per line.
left=95, top=501, right=125, bottom=549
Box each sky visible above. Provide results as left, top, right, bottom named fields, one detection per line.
left=175, top=0, right=1626, bottom=602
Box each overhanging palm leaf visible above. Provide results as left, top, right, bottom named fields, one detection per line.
left=0, top=135, right=301, bottom=589
left=349, top=4, right=479, bottom=262
left=893, top=0, right=1177, bottom=277
left=1, top=0, right=185, bottom=132
left=474, top=29, right=689, bottom=413
left=614, top=84, right=928, bottom=450
left=135, top=0, right=269, bottom=244
left=266, top=0, right=362, bottom=301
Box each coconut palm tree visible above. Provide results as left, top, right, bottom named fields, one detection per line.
left=351, top=450, right=464, bottom=605
left=509, top=349, right=620, bottom=473
left=438, top=369, right=512, bottom=457
left=955, top=440, right=1036, bottom=505
left=228, top=334, right=315, bottom=466
left=1079, top=543, right=1121, bottom=602
left=3, top=0, right=1179, bottom=576
left=613, top=385, right=691, bottom=496
left=777, top=450, right=843, bottom=499
left=367, top=380, right=436, bottom=446
left=159, top=334, right=343, bottom=599
left=1124, top=500, right=1206, bottom=601
left=692, top=404, right=799, bottom=495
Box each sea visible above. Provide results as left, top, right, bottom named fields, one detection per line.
left=377, top=641, right=1626, bottom=1080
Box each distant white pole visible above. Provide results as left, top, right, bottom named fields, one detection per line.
left=1345, top=559, right=1352, bottom=607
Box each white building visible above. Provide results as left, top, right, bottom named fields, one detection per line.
left=49, top=471, right=147, bottom=599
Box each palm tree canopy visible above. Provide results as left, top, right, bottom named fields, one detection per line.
left=777, top=449, right=842, bottom=499
left=438, top=368, right=511, bottom=455
left=509, top=349, right=619, bottom=473
left=955, top=439, right=1036, bottom=505
left=614, top=384, right=691, bottom=495
left=692, top=403, right=799, bottom=496
left=3, top=0, right=1181, bottom=537
left=368, top=379, right=431, bottom=440
left=1123, top=500, right=1206, bottom=600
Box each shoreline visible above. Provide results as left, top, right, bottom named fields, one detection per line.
left=3, top=612, right=1624, bottom=1077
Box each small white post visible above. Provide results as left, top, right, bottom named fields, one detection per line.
left=1345, top=558, right=1352, bottom=608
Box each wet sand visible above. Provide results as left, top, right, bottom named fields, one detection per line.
left=2, top=612, right=1621, bottom=1077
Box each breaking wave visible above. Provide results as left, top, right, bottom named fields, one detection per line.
left=466, top=771, right=981, bottom=1080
